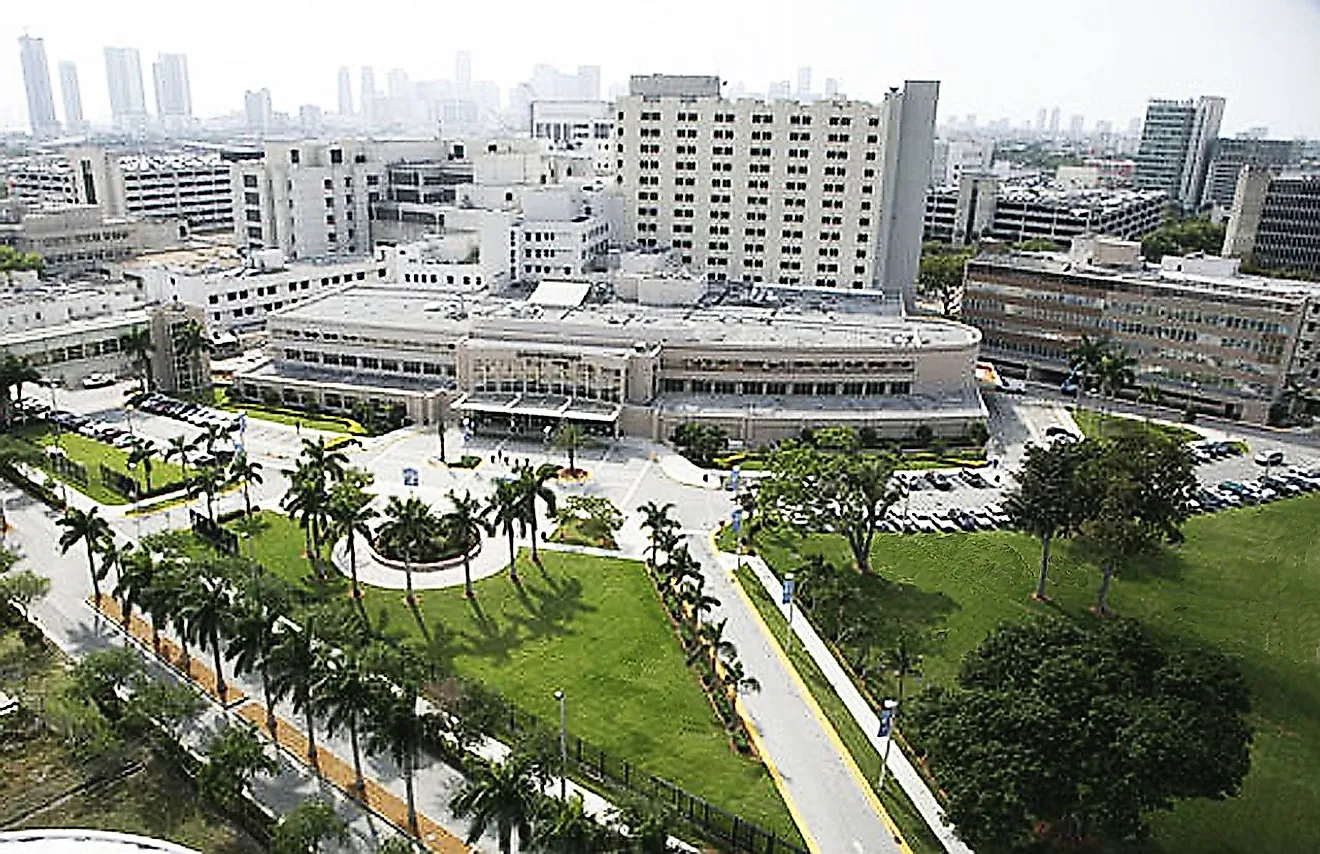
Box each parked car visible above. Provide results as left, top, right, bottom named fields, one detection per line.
left=80, top=372, right=116, bottom=389
left=925, top=471, right=954, bottom=491
left=1254, top=449, right=1285, bottom=467
left=959, top=469, right=989, bottom=488
left=1045, top=425, right=1081, bottom=443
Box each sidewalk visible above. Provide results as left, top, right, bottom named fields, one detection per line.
left=713, top=546, right=973, bottom=854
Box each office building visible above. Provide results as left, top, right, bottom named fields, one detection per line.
left=152, top=53, right=192, bottom=128
left=1223, top=168, right=1320, bottom=275
left=930, top=138, right=994, bottom=185
left=924, top=176, right=1166, bottom=245
left=337, top=66, right=354, bottom=116
left=0, top=199, right=188, bottom=276
left=615, top=74, right=939, bottom=308
left=58, top=61, right=85, bottom=132
left=961, top=237, right=1320, bottom=422
left=1204, top=138, right=1303, bottom=209
left=18, top=36, right=59, bottom=138
left=104, top=47, right=148, bottom=127
left=231, top=263, right=985, bottom=441
left=360, top=67, right=377, bottom=124
left=244, top=89, right=273, bottom=134
left=1134, top=96, right=1225, bottom=211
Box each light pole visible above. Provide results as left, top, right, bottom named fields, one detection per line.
left=554, top=689, right=567, bottom=800
left=876, top=698, right=899, bottom=790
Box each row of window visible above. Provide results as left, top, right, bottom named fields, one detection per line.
left=659, top=378, right=911, bottom=396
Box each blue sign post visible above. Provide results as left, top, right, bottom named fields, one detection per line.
left=878, top=705, right=896, bottom=738
left=877, top=698, right=900, bottom=789
left=731, top=508, right=743, bottom=537
left=402, top=466, right=420, bottom=488
left=729, top=466, right=741, bottom=493
left=783, top=573, right=797, bottom=655
left=781, top=574, right=795, bottom=605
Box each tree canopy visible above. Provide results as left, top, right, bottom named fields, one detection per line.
left=917, top=250, right=970, bottom=317
left=908, top=617, right=1252, bottom=852
left=1141, top=218, right=1225, bottom=262
left=670, top=422, right=729, bottom=466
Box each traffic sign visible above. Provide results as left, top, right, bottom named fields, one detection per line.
left=402, top=466, right=420, bottom=487
left=782, top=574, right=795, bottom=605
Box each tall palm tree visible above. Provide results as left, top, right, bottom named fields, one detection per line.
left=487, top=479, right=526, bottom=584
left=326, top=479, right=377, bottom=599
left=127, top=439, right=156, bottom=494
left=121, top=327, right=155, bottom=392
left=227, top=577, right=289, bottom=737
left=57, top=506, right=113, bottom=603
left=378, top=494, right=436, bottom=606
left=268, top=615, right=322, bottom=760
left=283, top=464, right=330, bottom=574
left=679, top=579, right=720, bottom=628
left=175, top=320, right=215, bottom=391
left=165, top=433, right=199, bottom=492
left=169, top=569, right=201, bottom=670
left=1139, top=384, right=1163, bottom=423
left=1096, top=348, right=1137, bottom=415
left=531, top=794, right=610, bottom=854
left=113, top=546, right=156, bottom=629
left=551, top=422, right=589, bottom=475
left=141, top=557, right=186, bottom=653
left=182, top=567, right=235, bottom=699
left=315, top=648, right=378, bottom=794
left=1068, top=334, right=1111, bottom=408
left=637, top=501, right=678, bottom=567
left=229, top=451, right=263, bottom=516
left=97, top=536, right=126, bottom=595
left=689, top=617, right=737, bottom=674
left=364, top=672, right=425, bottom=833
left=298, top=436, right=350, bottom=485
left=0, top=354, right=40, bottom=425
left=450, top=753, right=542, bottom=854
left=190, top=464, right=225, bottom=523
left=512, top=461, right=559, bottom=566
left=441, top=489, right=490, bottom=598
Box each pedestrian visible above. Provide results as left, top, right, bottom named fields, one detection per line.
left=296, top=420, right=302, bottom=436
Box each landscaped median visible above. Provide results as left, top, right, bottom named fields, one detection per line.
left=15, top=424, right=186, bottom=505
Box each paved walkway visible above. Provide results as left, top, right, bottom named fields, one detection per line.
left=713, top=545, right=972, bottom=854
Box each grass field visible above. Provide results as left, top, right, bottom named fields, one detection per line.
left=213, top=387, right=366, bottom=435
left=16, top=424, right=186, bottom=505
left=224, top=512, right=800, bottom=841
left=741, top=494, right=1320, bottom=854
left=1072, top=407, right=1202, bottom=443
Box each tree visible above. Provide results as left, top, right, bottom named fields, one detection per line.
left=1139, top=383, right=1164, bottom=423
left=140, top=557, right=186, bottom=654
left=1141, top=217, right=1226, bottom=262
left=0, top=245, right=45, bottom=274
left=0, top=354, right=41, bottom=426
left=126, top=439, right=156, bottom=494
left=121, top=328, right=155, bottom=392
left=364, top=645, right=428, bottom=836
left=181, top=566, right=235, bottom=699
left=917, top=250, right=969, bottom=317
left=113, top=546, right=156, bottom=628
left=57, top=506, right=113, bottom=603
left=441, top=489, right=490, bottom=598
left=378, top=494, right=437, bottom=605
left=175, top=319, right=215, bottom=388
left=487, top=479, right=527, bottom=582
left=531, top=793, right=612, bottom=854
left=315, top=647, right=378, bottom=794
left=0, top=570, right=49, bottom=619
left=760, top=443, right=900, bottom=575
left=1003, top=440, right=1097, bottom=600
left=199, top=723, right=278, bottom=806
left=272, top=798, right=348, bottom=854
left=1096, top=347, right=1137, bottom=412
left=298, top=435, right=350, bottom=484
left=227, top=576, right=290, bottom=737
left=190, top=464, right=225, bottom=524
left=230, top=451, right=263, bottom=516
left=451, top=753, right=542, bottom=854
left=164, top=433, right=199, bottom=493
left=637, top=501, right=679, bottom=567
left=268, top=615, right=323, bottom=760
left=610, top=797, right=674, bottom=854
left=326, top=476, right=377, bottom=599
left=511, top=460, right=559, bottom=566
left=283, top=465, right=330, bottom=576
left=670, top=422, right=728, bottom=466
left=551, top=422, right=591, bottom=475
left=1078, top=434, right=1195, bottom=615
left=1068, top=334, right=1111, bottom=407
left=908, top=618, right=1251, bottom=851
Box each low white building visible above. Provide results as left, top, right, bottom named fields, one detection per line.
left=0, top=200, right=189, bottom=277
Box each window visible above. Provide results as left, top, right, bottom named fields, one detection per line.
left=243, top=174, right=257, bottom=188
left=330, top=148, right=343, bottom=165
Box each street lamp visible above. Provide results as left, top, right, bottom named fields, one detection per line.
left=551, top=691, right=567, bottom=807
left=876, top=698, right=900, bottom=790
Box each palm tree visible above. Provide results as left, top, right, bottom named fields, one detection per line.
left=1096, top=348, right=1137, bottom=414
left=283, top=464, right=330, bottom=574
left=268, top=615, right=322, bottom=760
left=113, top=546, right=155, bottom=629
left=689, top=617, right=737, bottom=674
left=97, top=536, right=126, bottom=595
left=176, top=319, right=215, bottom=390
left=121, top=328, right=155, bottom=392
left=182, top=567, right=235, bottom=700
left=487, top=479, right=526, bottom=584
left=190, top=464, right=225, bottom=524
left=721, top=657, right=762, bottom=697
left=441, top=489, right=490, bottom=598
left=227, top=578, right=288, bottom=737
left=141, top=557, right=186, bottom=653
left=200, top=423, right=228, bottom=458
left=512, top=461, right=559, bottom=566
left=230, top=451, right=263, bottom=516
left=127, top=438, right=156, bottom=494
left=531, top=794, right=610, bottom=854
left=326, top=479, right=377, bottom=599
left=450, top=753, right=542, bottom=854
left=57, top=506, right=113, bottom=603
left=637, top=501, right=679, bottom=567
left=169, top=570, right=200, bottom=670
left=679, top=577, right=720, bottom=628
left=378, top=495, right=436, bottom=606
left=364, top=672, right=425, bottom=834
left=1068, top=334, right=1111, bottom=408
left=0, top=354, right=40, bottom=425
left=298, top=435, right=350, bottom=485
left=551, top=422, right=589, bottom=475
left=1138, top=383, right=1163, bottom=423
left=315, top=648, right=378, bottom=794
left=165, top=433, right=199, bottom=492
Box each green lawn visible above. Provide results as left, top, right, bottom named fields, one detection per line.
left=224, top=512, right=799, bottom=841
left=16, top=424, right=186, bottom=505
left=212, top=387, right=366, bottom=435
left=742, top=495, right=1320, bottom=854
left=1072, top=408, right=1202, bottom=443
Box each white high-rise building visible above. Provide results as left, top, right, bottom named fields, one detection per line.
left=18, top=36, right=59, bottom=137
left=244, top=88, right=273, bottom=134
left=58, top=61, right=85, bottom=132
left=152, top=53, right=192, bottom=128
left=104, top=46, right=147, bottom=126
left=360, top=66, right=377, bottom=125
left=797, top=66, right=812, bottom=99
left=336, top=67, right=354, bottom=116
left=617, top=74, right=938, bottom=307
left=1134, top=95, right=1226, bottom=211
left=456, top=51, right=472, bottom=92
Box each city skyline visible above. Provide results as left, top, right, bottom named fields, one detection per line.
left=2, top=0, right=1318, bottom=137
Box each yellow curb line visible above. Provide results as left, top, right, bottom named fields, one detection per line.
left=734, top=695, right=822, bottom=854
left=716, top=532, right=914, bottom=854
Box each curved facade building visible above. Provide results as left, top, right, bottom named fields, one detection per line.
left=0, top=829, right=199, bottom=854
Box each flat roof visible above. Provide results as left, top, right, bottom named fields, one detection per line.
left=0, top=310, right=149, bottom=347
left=528, top=280, right=591, bottom=308
left=273, top=284, right=981, bottom=352
left=0, top=829, right=199, bottom=854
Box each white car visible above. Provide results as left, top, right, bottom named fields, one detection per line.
left=1254, top=449, right=1285, bottom=467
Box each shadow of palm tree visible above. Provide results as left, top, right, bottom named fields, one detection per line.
left=505, top=572, right=595, bottom=645
left=452, top=595, right=522, bottom=666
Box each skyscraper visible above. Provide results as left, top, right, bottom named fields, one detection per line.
left=1134, top=95, right=1225, bottom=210
left=797, top=66, right=812, bottom=99
left=18, top=36, right=59, bottom=137
left=455, top=51, right=472, bottom=92
left=104, top=46, right=148, bottom=126
left=337, top=66, right=353, bottom=115
left=1035, top=108, right=1047, bottom=132
left=152, top=53, right=192, bottom=125
left=244, top=88, right=273, bottom=134
left=1047, top=107, right=1061, bottom=137
left=360, top=66, right=377, bottom=125
left=57, top=61, right=84, bottom=131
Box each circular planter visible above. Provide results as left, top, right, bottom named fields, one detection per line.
left=364, top=537, right=481, bottom=573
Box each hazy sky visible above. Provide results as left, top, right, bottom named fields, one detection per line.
left=4, top=0, right=1320, bottom=136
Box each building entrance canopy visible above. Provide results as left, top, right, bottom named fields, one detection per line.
left=454, top=392, right=620, bottom=431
